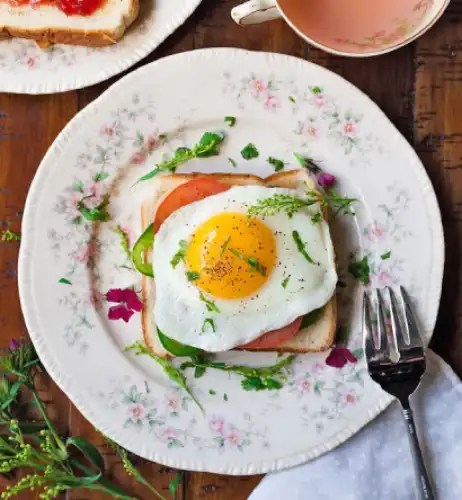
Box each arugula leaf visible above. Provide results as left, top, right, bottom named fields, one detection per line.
left=228, top=157, right=237, bottom=168
left=241, top=143, right=259, bottom=160
left=169, top=473, right=181, bottom=498
left=202, top=318, right=216, bottom=333
left=58, top=278, right=72, bottom=285
left=381, top=250, right=391, bottom=260
left=267, top=156, right=285, bottom=172
left=224, top=116, right=236, bottom=127
left=125, top=341, right=203, bottom=412
left=311, top=212, right=323, bottom=224
left=186, top=271, right=200, bottom=282
left=220, top=235, right=231, bottom=256
left=292, top=231, right=316, bottom=264
left=170, top=240, right=188, bottom=269
left=114, top=225, right=131, bottom=261
left=77, top=195, right=110, bottom=222
left=136, top=131, right=225, bottom=183
left=199, top=293, right=220, bottom=313
left=1, top=229, right=21, bottom=241
left=348, top=256, right=370, bottom=285
left=281, top=275, right=291, bottom=288
left=229, top=248, right=267, bottom=276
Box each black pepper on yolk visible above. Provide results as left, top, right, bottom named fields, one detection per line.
left=185, top=212, right=277, bottom=299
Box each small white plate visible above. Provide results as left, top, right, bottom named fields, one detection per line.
left=0, top=0, right=202, bottom=94
left=19, top=48, right=444, bottom=474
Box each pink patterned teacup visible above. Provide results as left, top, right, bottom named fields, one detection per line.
left=231, top=0, right=450, bottom=57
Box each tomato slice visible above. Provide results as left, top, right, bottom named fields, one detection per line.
left=239, top=317, right=303, bottom=350
left=154, top=178, right=230, bottom=233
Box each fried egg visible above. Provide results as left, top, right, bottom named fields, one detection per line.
left=153, top=185, right=337, bottom=352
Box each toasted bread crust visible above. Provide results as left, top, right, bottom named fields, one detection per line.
left=0, top=0, right=138, bottom=47
left=141, top=171, right=337, bottom=356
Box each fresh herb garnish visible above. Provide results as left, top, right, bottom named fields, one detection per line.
left=311, top=212, right=323, bottom=224
left=322, top=188, right=357, bottom=217
left=1, top=229, right=21, bottom=241
left=241, top=143, right=259, bottom=160
left=209, top=389, right=216, bottom=395
left=381, top=250, right=391, bottom=260
left=125, top=341, right=203, bottom=412
left=229, top=248, right=267, bottom=276
left=288, top=96, right=296, bottom=103
left=224, top=393, right=228, bottom=401
left=348, top=256, right=370, bottom=285
left=181, top=355, right=295, bottom=392
left=267, top=156, right=285, bottom=172
left=301, top=307, right=323, bottom=328
left=293, top=153, right=321, bottom=174
left=228, top=157, right=237, bottom=168
left=186, top=271, right=200, bottom=281
left=199, top=293, right=220, bottom=313
left=169, top=473, right=181, bottom=498
left=114, top=225, right=131, bottom=261
left=58, top=278, right=72, bottom=285
left=170, top=240, right=188, bottom=269
left=77, top=195, right=110, bottom=222
left=220, top=235, right=231, bottom=256
left=202, top=318, right=216, bottom=333
left=292, top=230, right=316, bottom=264
left=135, top=132, right=225, bottom=183
left=224, top=116, right=236, bottom=127
left=281, top=275, right=291, bottom=288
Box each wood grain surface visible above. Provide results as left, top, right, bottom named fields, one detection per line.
left=1, top=0, right=461, bottom=498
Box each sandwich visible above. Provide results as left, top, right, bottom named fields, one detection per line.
left=138, top=168, right=338, bottom=358
left=0, top=0, right=139, bottom=47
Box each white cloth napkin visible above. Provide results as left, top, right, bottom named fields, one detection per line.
left=250, top=350, right=462, bottom=500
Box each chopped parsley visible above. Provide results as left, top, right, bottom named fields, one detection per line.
left=224, top=393, right=228, bottom=401
left=114, top=225, right=131, bottom=261
left=135, top=131, right=225, bottom=183
left=281, top=275, right=291, bottom=288
left=229, top=248, right=267, bottom=276
left=292, top=230, right=316, bottom=264
left=381, top=250, right=391, bottom=260
left=288, top=96, right=296, bottom=103
left=209, top=389, right=216, bottom=395
left=241, top=143, right=259, bottom=160
left=202, top=318, right=216, bottom=333
left=170, top=240, right=188, bottom=268
left=224, top=116, right=236, bottom=127
left=311, top=212, right=323, bottom=224
left=199, top=293, right=220, bottom=313
left=228, top=157, right=237, bottom=168
left=267, top=156, right=286, bottom=172
left=220, top=235, right=231, bottom=256
left=58, top=278, right=72, bottom=285
left=1, top=229, right=21, bottom=241
left=348, top=256, right=370, bottom=285
left=186, top=271, right=200, bottom=281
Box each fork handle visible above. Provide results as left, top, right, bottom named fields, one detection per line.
left=401, top=402, right=436, bottom=500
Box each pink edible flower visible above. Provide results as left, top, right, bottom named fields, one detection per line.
left=325, top=345, right=357, bottom=368
left=106, top=288, right=143, bottom=323
left=9, top=339, right=19, bottom=350
left=317, top=172, right=336, bottom=188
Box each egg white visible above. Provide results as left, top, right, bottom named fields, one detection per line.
left=152, top=185, right=337, bottom=352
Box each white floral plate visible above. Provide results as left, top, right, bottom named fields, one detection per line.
left=18, top=48, right=444, bottom=474
left=0, top=0, right=202, bottom=94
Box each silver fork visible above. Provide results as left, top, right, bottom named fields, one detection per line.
left=363, top=286, right=435, bottom=500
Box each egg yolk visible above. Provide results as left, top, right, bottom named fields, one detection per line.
left=185, top=213, right=277, bottom=299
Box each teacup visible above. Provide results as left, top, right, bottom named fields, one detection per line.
left=231, top=0, right=450, bottom=57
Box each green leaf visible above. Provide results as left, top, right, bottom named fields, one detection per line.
left=1, top=229, right=21, bottom=241
left=157, top=328, right=202, bottom=357
left=220, top=235, right=231, bottom=256
left=311, top=212, right=323, bottom=224
left=312, top=86, right=322, bottom=94
left=209, top=390, right=216, bottom=395
left=224, top=116, right=236, bottom=127
left=186, top=271, right=200, bottom=282
left=202, top=318, right=216, bottom=333
left=229, top=248, right=266, bottom=276
left=288, top=96, right=296, bottom=103
left=381, top=250, right=391, bottom=260
left=267, top=156, right=285, bottom=172
left=132, top=223, right=154, bottom=278
left=194, top=366, right=206, bottom=379
left=171, top=240, right=188, bottom=269
left=292, top=230, right=317, bottom=264
left=169, top=472, right=181, bottom=498
left=265, top=378, right=283, bottom=390
left=241, top=376, right=266, bottom=391
left=228, top=158, right=237, bottom=168
left=224, top=393, right=228, bottom=401
left=301, top=308, right=323, bottom=329
left=66, top=437, right=105, bottom=472
left=199, top=293, right=220, bottom=313
left=241, top=143, right=259, bottom=160
left=281, top=275, right=291, bottom=288
left=58, top=278, right=72, bottom=285
left=348, top=256, right=370, bottom=285
left=61, top=472, right=102, bottom=487
left=247, top=193, right=319, bottom=219
left=293, top=153, right=321, bottom=174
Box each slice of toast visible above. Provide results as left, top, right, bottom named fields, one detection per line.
left=141, top=170, right=337, bottom=358
left=0, top=0, right=139, bottom=47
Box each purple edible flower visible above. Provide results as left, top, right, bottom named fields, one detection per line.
left=317, top=172, right=336, bottom=188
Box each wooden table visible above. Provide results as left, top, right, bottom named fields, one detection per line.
left=1, top=0, right=462, bottom=498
